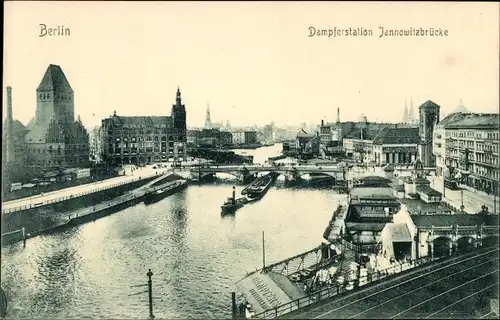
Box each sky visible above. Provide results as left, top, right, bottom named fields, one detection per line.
left=3, top=1, right=499, bottom=128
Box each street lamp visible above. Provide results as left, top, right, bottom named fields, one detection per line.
left=460, top=190, right=465, bottom=212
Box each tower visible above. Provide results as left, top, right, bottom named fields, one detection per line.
left=418, top=100, right=441, bottom=167
left=171, top=87, right=187, bottom=133
left=205, top=102, right=212, bottom=129
left=402, top=97, right=409, bottom=123
left=336, top=107, right=340, bottom=123
left=35, top=64, right=74, bottom=125
left=408, top=97, right=415, bottom=124
left=5, top=86, right=14, bottom=163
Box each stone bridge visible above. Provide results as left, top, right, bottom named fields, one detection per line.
left=189, top=165, right=346, bottom=182
left=420, top=224, right=499, bottom=259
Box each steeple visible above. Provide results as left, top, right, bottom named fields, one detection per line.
left=336, top=107, right=340, bottom=123
left=205, top=101, right=212, bottom=129
left=408, top=97, right=415, bottom=123
left=403, top=96, right=409, bottom=123
left=176, top=86, right=182, bottom=105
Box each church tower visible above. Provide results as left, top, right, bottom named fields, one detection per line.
left=205, top=102, right=212, bottom=129
left=402, top=97, right=409, bottom=123
left=35, top=64, right=74, bottom=125
left=171, top=87, right=187, bottom=134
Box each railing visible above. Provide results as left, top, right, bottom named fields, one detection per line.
left=252, top=255, right=437, bottom=319
left=1, top=172, right=162, bottom=214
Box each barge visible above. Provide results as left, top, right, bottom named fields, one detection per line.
left=243, top=172, right=277, bottom=200
left=143, top=179, right=188, bottom=205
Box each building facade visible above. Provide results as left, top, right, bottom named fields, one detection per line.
left=443, top=113, right=499, bottom=194
left=418, top=100, right=440, bottom=167
left=89, top=126, right=103, bottom=164
left=2, top=65, right=89, bottom=173
left=232, top=130, right=258, bottom=145
left=100, top=87, right=187, bottom=165
left=187, top=128, right=233, bottom=148
left=371, top=127, right=420, bottom=165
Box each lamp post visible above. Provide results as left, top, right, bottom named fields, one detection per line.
left=147, top=269, right=155, bottom=319
left=460, top=190, right=465, bottom=212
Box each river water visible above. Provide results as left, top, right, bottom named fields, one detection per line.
left=1, top=144, right=346, bottom=319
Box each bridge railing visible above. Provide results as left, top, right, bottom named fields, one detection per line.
left=1, top=172, right=162, bottom=215
left=252, top=254, right=432, bottom=319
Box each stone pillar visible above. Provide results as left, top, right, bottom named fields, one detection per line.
left=395, top=153, right=399, bottom=164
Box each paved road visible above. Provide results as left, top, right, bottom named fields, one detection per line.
left=430, top=176, right=497, bottom=214
left=280, top=249, right=499, bottom=319
left=2, top=165, right=169, bottom=212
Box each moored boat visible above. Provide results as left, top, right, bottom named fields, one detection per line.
left=143, top=180, right=187, bottom=205
left=245, top=172, right=277, bottom=199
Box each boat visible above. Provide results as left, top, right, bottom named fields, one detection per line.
left=244, top=172, right=277, bottom=199
left=221, top=196, right=249, bottom=214
left=143, top=180, right=187, bottom=205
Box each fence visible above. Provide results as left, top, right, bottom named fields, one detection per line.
left=1, top=172, right=161, bottom=214
left=252, top=255, right=434, bottom=319
left=251, top=246, right=500, bottom=319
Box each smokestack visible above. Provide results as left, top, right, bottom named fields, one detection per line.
left=6, top=86, right=14, bottom=163
left=232, top=186, right=236, bottom=201
left=321, top=119, right=324, bottom=126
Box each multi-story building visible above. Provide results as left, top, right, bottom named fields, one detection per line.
left=371, top=127, right=420, bottom=165
left=232, top=130, right=258, bottom=145
left=2, top=65, right=89, bottom=173
left=296, top=129, right=320, bottom=159
left=187, top=128, right=233, bottom=148
left=442, top=113, right=499, bottom=194
left=100, top=87, right=187, bottom=165
left=89, top=126, right=103, bottom=163
left=418, top=100, right=441, bottom=168
left=433, top=112, right=468, bottom=177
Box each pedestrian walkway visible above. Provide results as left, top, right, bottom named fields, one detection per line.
left=2, top=166, right=170, bottom=214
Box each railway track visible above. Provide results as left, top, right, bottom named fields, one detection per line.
left=281, top=248, right=499, bottom=319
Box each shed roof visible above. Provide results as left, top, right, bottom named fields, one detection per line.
left=384, top=223, right=412, bottom=242
left=411, top=214, right=498, bottom=227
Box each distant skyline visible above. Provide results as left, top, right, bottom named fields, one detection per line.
left=3, top=1, right=499, bottom=128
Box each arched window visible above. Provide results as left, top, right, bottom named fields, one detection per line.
left=47, top=93, right=50, bottom=99
left=39, top=94, right=43, bottom=99
left=154, top=136, right=159, bottom=141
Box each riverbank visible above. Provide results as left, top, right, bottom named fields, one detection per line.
left=1, top=176, right=188, bottom=246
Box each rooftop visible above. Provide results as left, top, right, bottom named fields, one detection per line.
left=105, top=115, right=173, bottom=128
left=37, top=64, right=73, bottom=93
left=416, top=185, right=442, bottom=197
left=372, top=127, right=420, bottom=145
left=398, top=198, right=453, bottom=215
left=419, top=100, right=441, bottom=110
left=444, top=113, right=499, bottom=130
left=350, top=186, right=395, bottom=200
left=411, top=214, right=498, bottom=227
left=384, top=223, right=412, bottom=242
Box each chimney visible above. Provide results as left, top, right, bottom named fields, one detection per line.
left=6, top=86, right=14, bottom=163
left=321, top=119, right=324, bottom=126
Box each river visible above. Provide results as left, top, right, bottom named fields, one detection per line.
left=1, top=144, right=346, bottom=319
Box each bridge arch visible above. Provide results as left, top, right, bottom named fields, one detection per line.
left=432, top=236, right=452, bottom=258
left=456, top=236, right=476, bottom=254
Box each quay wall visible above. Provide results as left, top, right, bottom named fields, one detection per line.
left=1, top=176, right=157, bottom=242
